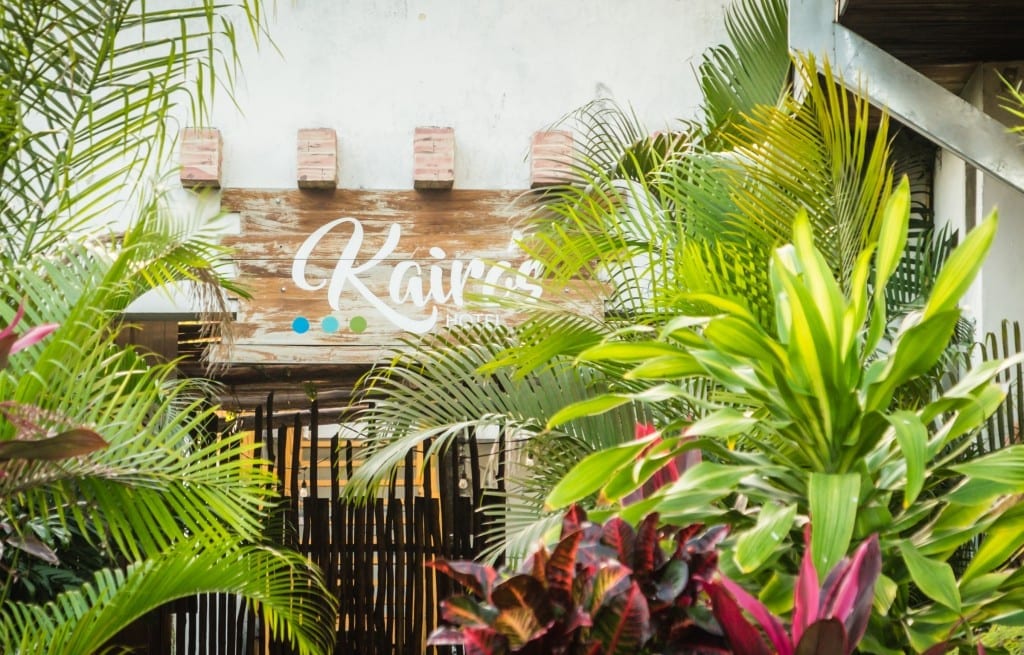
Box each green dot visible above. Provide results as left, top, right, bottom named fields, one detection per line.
left=349, top=316, right=367, bottom=333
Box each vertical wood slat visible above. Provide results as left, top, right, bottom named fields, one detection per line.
left=290, top=413, right=303, bottom=548
left=265, top=392, right=276, bottom=468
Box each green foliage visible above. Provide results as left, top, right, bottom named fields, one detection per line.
left=546, top=183, right=1020, bottom=652
left=0, top=1, right=338, bottom=652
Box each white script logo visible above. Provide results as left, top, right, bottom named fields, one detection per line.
left=291, top=217, right=543, bottom=333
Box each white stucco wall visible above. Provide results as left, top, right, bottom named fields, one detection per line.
left=206, top=0, right=730, bottom=190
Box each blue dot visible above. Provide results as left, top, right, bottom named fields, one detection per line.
left=292, top=316, right=310, bottom=334
left=322, top=316, right=340, bottom=333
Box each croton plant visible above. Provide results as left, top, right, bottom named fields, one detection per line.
left=428, top=506, right=882, bottom=655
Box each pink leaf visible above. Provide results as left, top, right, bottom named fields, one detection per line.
left=10, top=323, right=58, bottom=355
left=793, top=525, right=820, bottom=645
left=0, top=303, right=26, bottom=340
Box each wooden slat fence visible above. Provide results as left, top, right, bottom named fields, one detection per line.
left=142, top=392, right=501, bottom=655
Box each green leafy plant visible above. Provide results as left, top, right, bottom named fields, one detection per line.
left=428, top=506, right=731, bottom=655
left=545, top=179, right=1024, bottom=652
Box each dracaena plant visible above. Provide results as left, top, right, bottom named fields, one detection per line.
left=428, top=505, right=731, bottom=655
left=544, top=178, right=1024, bottom=652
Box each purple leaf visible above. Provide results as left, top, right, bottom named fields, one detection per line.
left=825, top=534, right=881, bottom=651
left=426, top=626, right=467, bottom=646
left=6, top=534, right=59, bottom=564
left=10, top=323, right=58, bottom=355
left=462, top=626, right=508, bottom=655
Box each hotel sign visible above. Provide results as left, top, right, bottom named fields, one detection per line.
left=214, top=189, right=557, bottom=364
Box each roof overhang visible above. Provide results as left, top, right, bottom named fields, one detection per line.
left=789, top=0, right=1024, bottom=194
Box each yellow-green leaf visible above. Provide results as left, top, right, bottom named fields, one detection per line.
left=809, top=472, right=860, bottom=578
left=545, top=438, right=655, bottom=509
left=874, top=177, right=911, bottom=295
left=923, top=213, right=997, bottom=320
left=887, top=411, right=927, bottom=507
left=898, top=542, right=961, bottom=612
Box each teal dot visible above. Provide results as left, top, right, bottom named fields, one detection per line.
left=322, top=316, right=340, bottom=333
left=349, top=316, right=367, bottom=334
left=292, top=316, right=310, bottom=334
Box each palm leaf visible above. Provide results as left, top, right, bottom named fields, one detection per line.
left=0, top=540, right=337, bottom=655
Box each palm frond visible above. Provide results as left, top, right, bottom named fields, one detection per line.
left=345, top=323, right=647, bottom=501
left=0, top=540, right=337, bottom=655
left=0, top=1, right=269, bottom=260
left=696, top=0, right=790, bottom=147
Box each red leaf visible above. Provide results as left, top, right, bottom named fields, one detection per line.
left=601, top=516, right=636, bottom=564
left=546, top=529, right=583, bottom=608
left=592, top=581, right=650, bottom=655
left=563, top=504, right=587, bottom=535
left=714, top=576, right=793, bottom=655
left=635, top=423, right=657, bottom=439
left=633, top=512, right=662, bottom=577
left=706, top=581, right=772, bottom=655
left=429, top=559, right=501, bottom=601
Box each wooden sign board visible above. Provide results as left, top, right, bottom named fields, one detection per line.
left=212, top=189, right=583, bottom=364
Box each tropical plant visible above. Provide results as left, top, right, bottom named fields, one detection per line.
left=0, top=1, right=338, bottom=653
left=428, top=505, right=731, bottom=655
left=546, top=181, right=1024, bottom=652
left=707, top=528, right=881, bottom=655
